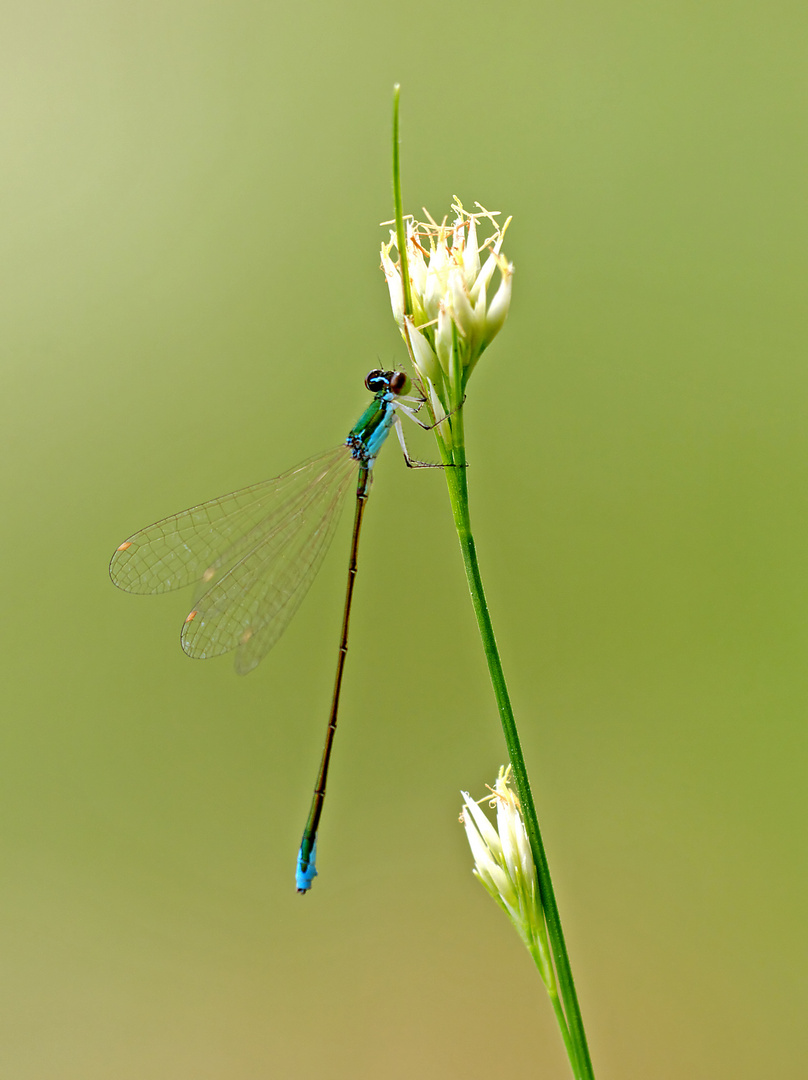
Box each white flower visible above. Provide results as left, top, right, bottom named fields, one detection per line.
left=460, top=767, right=553, bottom=987
left=381, top=199, right=513, bottom=419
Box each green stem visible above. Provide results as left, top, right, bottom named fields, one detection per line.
left=389, top=86, right=595, bottom=1080
left=548, top=982, right=578, bottom=1072
left=391, top=86, right=414, bottom=320
left=442, top=463, right=594, bottom=1080
left=527, top=908, right=576, bottom=1070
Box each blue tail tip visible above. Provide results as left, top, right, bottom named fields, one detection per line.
left=296, top=842, right=318, bottom=894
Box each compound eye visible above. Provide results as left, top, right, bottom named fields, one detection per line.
left=364, top=369, right=386, bottom=392
left=389, top=371, right=410, bottom=395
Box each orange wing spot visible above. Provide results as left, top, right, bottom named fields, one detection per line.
left=202, top=567, right=215, bottom=583
left=240, top=627, right=254, bottom=644
left=185, top=610, right=198, bottom=623
left=116, top=541, right=132, bottom=551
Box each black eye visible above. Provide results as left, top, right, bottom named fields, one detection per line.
left=364, top=369, right=387, bottom=392
left=389, top=371, right=410, bottom=395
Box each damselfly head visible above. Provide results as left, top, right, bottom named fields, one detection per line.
left=364, top=368, right=410, bottom=396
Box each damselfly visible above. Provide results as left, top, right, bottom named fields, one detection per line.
left=110, top=369, right=438, bottom=892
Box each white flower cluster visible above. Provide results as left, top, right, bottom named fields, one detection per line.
left=460, top=767, right=552, bottom=986
left=381, top=200, right=513, bottom=418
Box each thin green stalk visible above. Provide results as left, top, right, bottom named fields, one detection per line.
left=526, top=901, right=576, bottom=1067
left=548, top=982, right=577, bottom=1070
left=391, top=86, right=414, bottom=321
left=442, top=462, right=595, bottom=1080
left=390, top=88, right=595, bottom=1080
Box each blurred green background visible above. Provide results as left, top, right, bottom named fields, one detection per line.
left=1, top=1, right=805, bottom=1076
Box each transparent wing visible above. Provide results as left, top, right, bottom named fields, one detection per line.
left=110, top=445, right=359, bottom=671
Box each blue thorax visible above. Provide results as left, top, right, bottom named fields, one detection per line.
left=345, top=390, right=396, bottom=466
